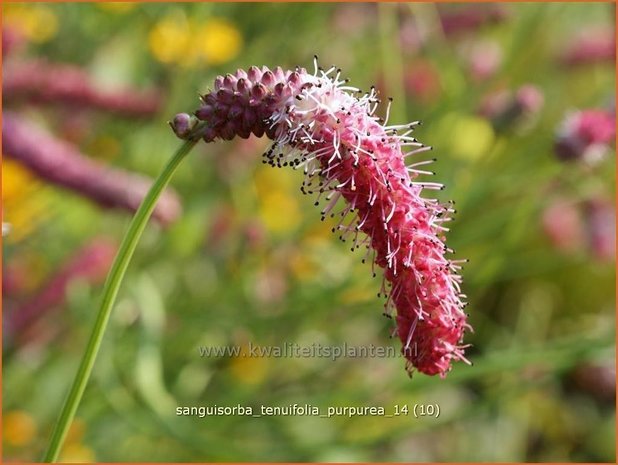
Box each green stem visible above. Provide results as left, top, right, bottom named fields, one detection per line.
left=42, top=138, right=197, bottom=462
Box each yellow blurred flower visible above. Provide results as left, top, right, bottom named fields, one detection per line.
left=54, top=418, right=95, bottom=462
left=289, top=249, right=317, bottom=281
left=59, top=443, right=96, bottom=463
left=148, top=12, right=242, bottom=67
left=2, top=160, right=51, bottom=243
left=447, top=113, right=495, bottom=161
left=258, top=191, right=301, bottom=234
left=148, top=13, right=191, bottom=65
left=338, top=282, right=374, bottom=305
left=228, top=343, right=269, bottom=385
left=197, top=18, right=243, bottom=65
left=4, top=4, right=58, bottom=43
left=97, top=2, right=137, bottom=14
left=3, top=410, right=37, bottom=447
left=254, top=166, right=302, bottom=234
left=65, top=418, right=87, bottom=444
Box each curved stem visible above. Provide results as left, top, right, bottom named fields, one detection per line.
left=42, top=139, right=197, bottom=462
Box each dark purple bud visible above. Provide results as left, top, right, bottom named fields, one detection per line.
left=214, top=102, right=229, bottom=117
left=242, top=108, right=258, bottom=129
left=265, top=125, right=278, bottom=139
left=195, top=104, right=215, bottom=120
left=252, top=125, right=265, bottom=138
left=251, top=83, right=267, bottom=100
left=216, top=89, right=234, bottom=104
left=228, top=105, right=244, bottom=120
left=170, top=113, right=197, bottom=138
left=202, top=126, right=218, bottom=142
left=237, top=125, right=252, bottom=139
left=202, top=93, right=217, bottom=106
left=236, top=78, right=250, bottom=94
left=261, top=70, right=276, bottom=87
left=220, top=121, right=237, bottom=140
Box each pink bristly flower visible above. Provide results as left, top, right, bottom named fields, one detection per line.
left=171, top=59, right=471, bottom=377
left=554, top=109, right=616, bottom=164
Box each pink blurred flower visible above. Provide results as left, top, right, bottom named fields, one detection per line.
left=7, top=239, right=117, bottom=340
left=3, top=112, right=182, bottom=225
left=2, top=26, right=25, bottom=56
left=206, top=205, right=237, bottom=252
left=541, top=198, right=585, bottom=254
left=2, top=261, right=31, bottom=299
left=462, top=40, right=503, bottom=82
left=541, top=196, right=615, bottom=261
left=554, top=109, right=616, bottom=164
left=560, top=28, right=616, bottom=67
left=4, top=60, right=161, bottom=117
left=399, top=17, right=425, bottom=55
left=172, top=61, right=470, bottom=377
left=583, top=197, right=615, bottom=261
left=331, top=3, right=375, bottom=37
left=479, top=84, right=544, bottom=131
left=403, top=61, right=442, bottom=104
left=439, top=4, right=510, bottom=37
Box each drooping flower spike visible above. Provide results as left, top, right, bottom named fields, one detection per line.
left=172, top=58, right=471, bottom=377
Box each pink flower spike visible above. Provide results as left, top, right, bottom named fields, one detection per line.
left=171, top=59, right=471, bottom=377
left=554, top=109, right=616, bottom=164
left=559, top=28, right=616, bottom=67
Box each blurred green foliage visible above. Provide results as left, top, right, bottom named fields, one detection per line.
left=2, top=2, right=615, bottom=462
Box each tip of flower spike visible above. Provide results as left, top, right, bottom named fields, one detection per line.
left=170, top=113, right=198, bottom=139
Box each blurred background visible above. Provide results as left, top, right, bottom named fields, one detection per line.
left=2, top=2, right=615, bottom=462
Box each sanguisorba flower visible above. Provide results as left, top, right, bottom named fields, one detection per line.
left=171, top=60, right=470, bottom=377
